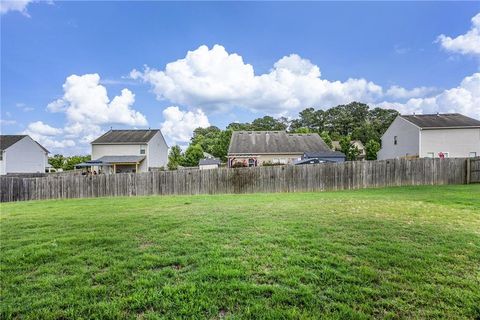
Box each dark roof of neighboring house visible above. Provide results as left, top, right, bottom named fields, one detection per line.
left=95, top=155, right=146, bottom=163
left=228, top=131, right=332, bottom=155
left=400, top=113, right=480, bottom=129
left=199, top=158, right=221, bottom=165
left=304, top=151, right=346, bottom=158
left=0, top=135, right=26, bottom=151
left=91, top=129, right=160, bottom=144
left=0, top=135, right=49, bottom=153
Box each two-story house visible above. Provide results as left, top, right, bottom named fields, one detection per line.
left=90, top=129, right=168, bottom=173
left=378, top=113, right=480, bottom=160
left=0, top=135, right=49, bottom=175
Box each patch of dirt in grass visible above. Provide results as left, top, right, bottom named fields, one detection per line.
left=139, top=241, right=154, bottom=250
left=215, top=309, right=228, bottom=319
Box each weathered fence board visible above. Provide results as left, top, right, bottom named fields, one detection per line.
left=0, top=158, right=472, bottom=203
left=469, top=157, right=480, bottom=184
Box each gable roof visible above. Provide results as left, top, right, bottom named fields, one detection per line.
left=400, top=113, right=480, bottom=129
left=199, top=158, right=221, bottom=165
left=0, top=135, right=49, bottom=153
left=0, top=135, right=26, bottom=151
left=91, top=129, right=160, bottom=144
left=228, top=131, right=332, bottom=155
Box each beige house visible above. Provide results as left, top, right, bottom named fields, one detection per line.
left=332, top=140, right=365, bottom=160
left=227, top=131, right=338, bottom=167
left=378, top=113, right=480, bottom=160
left=89, top=129, right=168, bottom=173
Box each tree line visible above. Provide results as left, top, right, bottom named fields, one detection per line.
left=168, top=102, right=399, bottom=169
left=48, top=154, right=91, bottom=171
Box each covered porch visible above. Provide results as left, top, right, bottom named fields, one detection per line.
left=76, top=156, right=145, bottom=174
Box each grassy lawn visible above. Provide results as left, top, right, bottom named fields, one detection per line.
left=1, top=185, right=479, bottom=319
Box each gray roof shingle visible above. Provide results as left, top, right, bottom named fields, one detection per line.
left=91, top=129, right=159, bottom=144
left=228, top=131, right=332, bottom=155
left=0, top=135, right=26, bottom=151
left=0, top=135, right=49, bottom=153
left=401, top=113, right=480, bottom=129
left=199, top=158, right=221, bottom=165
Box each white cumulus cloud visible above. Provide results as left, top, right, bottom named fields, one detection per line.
left=386, top=85, right=438, bottom=100
left=437, top=13, right=480, bottom=56
left=47, top=73, right=148, bottom=140
left=22, top=73, right=149, bottom=154
left=0, top=0, right=32, bottom=15
left=377, top=73, right=480, bottom=118
left=160, top=106, right=210, bottom=144
left=25, top=121, right=62, bottom=136
left=131, top=44, right=384, bottom=114
left=23, top=121, right=75, bottom=150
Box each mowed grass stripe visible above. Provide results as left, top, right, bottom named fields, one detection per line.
left=1, top=185, right=479, bottom=319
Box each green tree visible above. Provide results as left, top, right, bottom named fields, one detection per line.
left=351, top=123, right=380, bottom=145
left=319, top=131, right=333, bottom=149
left=48, top=154, right=66, bottom=169
left=367, top=107, right=399, bottom=135
left=290, top=108, right=325, bottom=133
left=251, top=116, right=288, bottom=131
left=64, top=155, right=91, bottom=171
left=226, top=122, right=252, bottom=131
left=292, top=127, right=311, bottom=134
left=211, top=129, right=232, bottom=161
left=323, top=102, right=369, bottom=137
left=190, top=126, right=222, bottom=155
left=340, top=136, right=360, bottom=161
left=182, top=144, right=204, bottom=167
left=365, top=139, right=381, bottom=160
left=167, top=145, right=184, bottom=170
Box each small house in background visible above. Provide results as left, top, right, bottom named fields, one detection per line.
left=199, top=158, right=221, bottom=170
left=332, top=140, right=365, bottom=160
left=0, top=135, right=49, bottom=175
left=228, top=131, right=344, bottom=167
left=88, top=129, right=168, bottom=174
left=378, top=113, right=480, bottom=160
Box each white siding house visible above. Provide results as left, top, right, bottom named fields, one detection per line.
left=199, top=158, right=221, bottom=170
left=0, top=135, right=49, bottom=175
left=90, top=129, right=168, bottom=174
left=378, top=113, right=480, bottom=160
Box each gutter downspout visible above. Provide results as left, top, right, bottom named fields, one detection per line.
left=418, top=128, right=422, bottom=158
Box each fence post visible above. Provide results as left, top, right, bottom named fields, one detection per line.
left=466, top=157, right=471, bottom=185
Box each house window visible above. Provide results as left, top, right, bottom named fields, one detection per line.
left=426, top=152, right=434, bottom=158
left=394, top=136, right=398, bottom=145
left=0, top=152, right=2, bottom=161
left=469, top=152, right=477, bottom=158
left=140, top=148, right=146, bottom=155
left=248, top=158, right=255, bottom=167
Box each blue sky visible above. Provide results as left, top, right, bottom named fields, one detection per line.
left=1, top=1, right=479, bottom=154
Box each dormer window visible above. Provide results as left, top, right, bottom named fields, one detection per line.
left=140, top=148, right=146, bottom=155
left=394, top=136, right=398, bottom=145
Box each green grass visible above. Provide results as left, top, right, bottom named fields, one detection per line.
left=1, top=185, right=479, bottom=319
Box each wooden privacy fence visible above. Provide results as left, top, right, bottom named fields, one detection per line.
left=468, top=156, right=480, bottom=184
left=0, top=157, right=473, bottom=202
